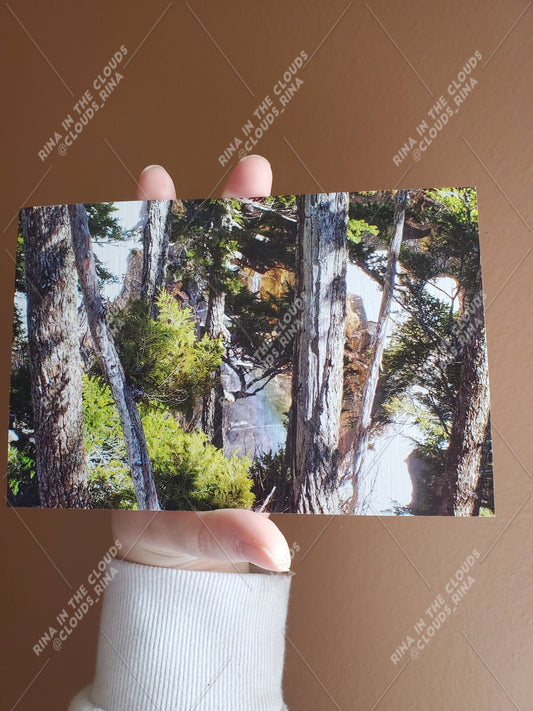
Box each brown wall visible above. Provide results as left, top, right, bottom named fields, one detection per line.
left=2, top=1, right=532, bottom=708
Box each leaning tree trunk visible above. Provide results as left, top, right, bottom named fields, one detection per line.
left=351, top=190, right=408, bottom=514
left=69, top=204, right=159, bottom=510
left=201, top=201, right=233, bottom=450
left=285, top=192, right=348, bottom=514
left=21, top=206, right=89, bottom=508
left=140, top=200, right=173, bottom=318
left=437, top=272, right=490, bottom=516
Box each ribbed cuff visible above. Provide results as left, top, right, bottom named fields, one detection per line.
left=70, top=559, right=292, bottom=711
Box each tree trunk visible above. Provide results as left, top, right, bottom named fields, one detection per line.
left=69, top=204, right=159, bottom=510
left=202, top=291, right=226, bottom=449
left=21, top=206, right=89, bottom=508
left=437, top=272, right=490, bottom=516
left=140, top=200, right=172, bottom=318
left=285, top=193, right=348, bottom=514
left=351, top=190, right=408, bottom=513
left=201, top=201, right=233, bottom=450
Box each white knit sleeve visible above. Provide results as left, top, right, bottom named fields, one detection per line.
left=69, top=559, right=292, bottom=711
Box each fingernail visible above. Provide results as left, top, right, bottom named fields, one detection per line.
left=264, top=545, right=292, bottom=572
left=239, top=154, right=270, bottom=165
left=141, top=164, right=165, bottom=173
left=238, top=541, right=291, bottom=572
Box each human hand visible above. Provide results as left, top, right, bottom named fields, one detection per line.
left=113, top=156, right=291, bottom=575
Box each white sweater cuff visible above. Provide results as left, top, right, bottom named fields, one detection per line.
left=69, top=559, right=292, bottom=711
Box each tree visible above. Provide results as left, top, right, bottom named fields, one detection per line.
left=198, top=201, right=234, bottom=448
left=69, top=204, right=159, bottom=510
left=350, top=190, right=408, bottom=512
left=437, top=270, right=490, bottom=515
left=140, top=200, right=173, bottom=318
left=400, top=188, right=490, bottom=515
left=169, top=199, right=238, bottom=447
left=20, top=206, right=89, bottom=507
left=370, top=188, right=492, bottom=516
left=285, top=192, right=349, bottom=514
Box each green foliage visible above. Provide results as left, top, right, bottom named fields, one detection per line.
left=14, top=234, right=26, bottom=292
left=143, top=408, right=254, bottom=510
left=240, top=196, right=296, bottom=271
left=379, top=293, right=459, bottom=416
left=83, top=374, right=125, bottom=458
left=347, top=218, right=379, bottom=244
left=347, top=192, right=396, bottom=279
left=171, top=199, right=242, bottom=295
left=383, top=396, right=449, bottom=456
left=112, top=291, right=223, bottom=414
left=412, top=187, right=480, bottom=294
left=82, top=375, right=254, bottom=511
left=349, top=192, right=395, bottom=235
left=225, top=281, right=297, bottom=372
left=82, top=374, right=136, bottom=509
left=7, top=443, right=39, bottom=506
left=479, top=507, right=495, bottom=517
left=377, top=187, right=482, bottom=449
left=169, top=197, right=297, bottom=398
left=87, top=468, right=137, bottom=509
left=172, top=198, right=296, bottom=289
left=360, top=188, right=490, bottom=515
left=263, top=194, right=296, bottom=209
left=86, top=203, right=128, bottom=243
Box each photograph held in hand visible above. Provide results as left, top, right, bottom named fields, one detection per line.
left=9, top=188, right=493, bottom=516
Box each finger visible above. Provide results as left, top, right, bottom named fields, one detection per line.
left=114, top=509, right=291, bottom=572
left=136, top=165, right=176, bottom=200
left=136, top=157, right=272, bottom=201
left=221, top=155, right=272, bottom=199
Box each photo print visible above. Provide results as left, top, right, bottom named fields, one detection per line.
left=9, top=189, right=493, bottom=515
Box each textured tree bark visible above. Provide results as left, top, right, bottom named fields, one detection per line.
left=351, top=190, right=408, bottom=513
left=285, top=193, right=348, bottom=514
left=202, top=291, right=226, bottom=449
left=201, top=202, right=232, bottom=450
left=437, top=272, right=490, bottom=516
left=69, top=204, right=159, bottom=510
left=140, top=200, right=172, bottom=318
left=22, top=206, right=89, bottom=508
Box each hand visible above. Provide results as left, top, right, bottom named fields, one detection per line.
left=113, top=156, right=291, bottom=575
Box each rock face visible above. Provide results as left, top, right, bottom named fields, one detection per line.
left=114, top=248, right=144, bottom=311
left=338, top=294, right=376, bottom=487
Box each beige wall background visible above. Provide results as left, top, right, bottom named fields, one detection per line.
left=1, top=1, right=532, bottom=708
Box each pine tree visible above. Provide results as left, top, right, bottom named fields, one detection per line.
left=21, top=206, right=89, bottom=507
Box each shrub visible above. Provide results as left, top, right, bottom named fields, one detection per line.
left=83, top=374, right=135, bottom=509
left=82, top=375, right=254, bottom=511
left=143, top=408, right=255, bottom=511
left=112, top=292, right=223, bottom=415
